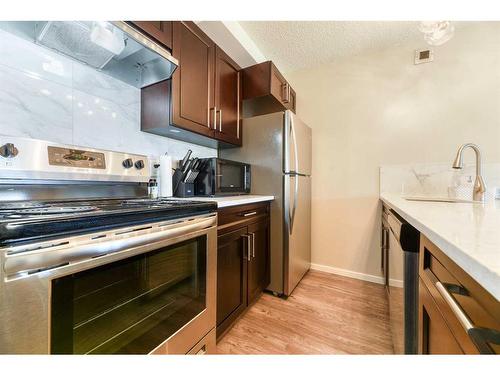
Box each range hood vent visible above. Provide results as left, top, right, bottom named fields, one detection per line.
left=0, top=21, right=178, bottom=88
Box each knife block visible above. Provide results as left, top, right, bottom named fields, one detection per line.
left=173, top=169, right=194, bottom=197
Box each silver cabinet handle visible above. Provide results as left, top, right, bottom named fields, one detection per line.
left=218, top=109, right=222, bottom=132
left=242, top=211, right=257, bottom=217
left=210, top=107, right=217, bottom=129
left=435, top=282, right=473, bottom=331
left=247, top=235, right=251, bottom=261
left=242, top=234, right=251, bottom=261
left=436, top=281, right=500, bottom=354
left=282, top=83, right=290, bottom=103
left=251, top=232, right=255, bottom=258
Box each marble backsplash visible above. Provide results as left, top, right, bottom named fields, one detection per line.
left=380, top=163, right=500, bottom=201
left=0, top=28, right=217, bottom=162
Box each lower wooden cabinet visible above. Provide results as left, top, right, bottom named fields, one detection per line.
left=418, top=235, right=500, bottom=354
left=216, top=227, right=248, bottom=336
left=247, top=220, right=270, bottom=305
left=216, top=202, right=270, bottom=339
left=419, top=279, right=464, bottom=354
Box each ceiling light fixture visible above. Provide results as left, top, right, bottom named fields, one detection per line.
left=418, top=21, right=455, bottom=46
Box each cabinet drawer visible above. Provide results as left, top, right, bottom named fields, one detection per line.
left=217, top=202, right=269, bottom=231
left=419, top=235, right=500, bottom=354
left=419, top=278, right=464, bottom=354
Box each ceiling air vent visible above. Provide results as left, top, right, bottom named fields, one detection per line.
left=414, top=49, right=434, bottom=65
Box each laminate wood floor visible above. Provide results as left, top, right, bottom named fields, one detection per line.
left=216, top=270, right=394, bottom=354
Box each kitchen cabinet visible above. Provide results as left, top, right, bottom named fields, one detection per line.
left=242, top=61, right=296, bottom=117
left=418, top=279, right=464, bottom=354
left=140, top=21, right=242, bottom=147
left=418, top=235, right=500, bottom=354
left=130, top=21, right=172, bottom=50
left=171, top=21, right=215, bottom=138
left=216, top=227, right=248, bottom=337
left=214, top=46, right=242, bottom=146
left=247, top=220, right=270, bottom=305
left=216, top=202, right=270, bottom=339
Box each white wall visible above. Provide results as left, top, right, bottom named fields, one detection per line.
left=0, top=29, right=217, bottom=162
left=287, top=22, right=500, bottom=280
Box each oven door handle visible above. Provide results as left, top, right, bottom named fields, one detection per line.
left=4, top=215, right=217, bottom=276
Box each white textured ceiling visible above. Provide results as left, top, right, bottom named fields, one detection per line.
left=238, top=21, right=442, bottom=72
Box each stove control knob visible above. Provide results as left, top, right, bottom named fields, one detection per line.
left=122, top=158, right=133, bottom=169
left=135, top=160, right=145, bottom=170
left=0, top=143, right=19, bottom=158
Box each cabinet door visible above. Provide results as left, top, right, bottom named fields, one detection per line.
left=418, top=279, right=464, bottom=354
left=171, top=21, right=215, bottom=138
left=130, top=21, right=172, bottom=50
left=270, top=64, right=288, bottom=106
left=247, top=219, right=270, bottom=305
left=214, top=46, right=242, bottom=146
left=216, top=227, right=249, bottom=337
left=287, top=86, right=296, bottom=113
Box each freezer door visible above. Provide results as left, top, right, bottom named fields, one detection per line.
left=283, top=174, right=311, bottom=296
left=284, top=111, right=312, bottom=176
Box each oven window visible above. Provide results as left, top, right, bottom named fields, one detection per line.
left=219, top=163, right=243, bottom=190
left=50, top=236, right=207, bottom=354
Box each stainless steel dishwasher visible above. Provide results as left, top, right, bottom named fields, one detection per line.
left=384, top=206, right=420, bottom=354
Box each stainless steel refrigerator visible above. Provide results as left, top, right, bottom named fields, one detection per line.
left=221, top=110, right=311, bottom=296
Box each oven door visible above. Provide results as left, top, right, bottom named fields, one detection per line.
left=215, top=159, right=250, bottom=195
left=0, top=214, right=216, bottom=354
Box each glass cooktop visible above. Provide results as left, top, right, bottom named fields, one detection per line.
left=0, top=198, right=217, bottom=246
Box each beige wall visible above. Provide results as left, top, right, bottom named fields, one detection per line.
left=287, top=22, right=500, bottom=279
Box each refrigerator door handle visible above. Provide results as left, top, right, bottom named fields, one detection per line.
left=289, top=174, right=298, bottom=235
left=289, top=113, right=300, bottom=174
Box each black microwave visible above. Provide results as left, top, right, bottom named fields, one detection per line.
left=195, top=158, right=251, bottom=196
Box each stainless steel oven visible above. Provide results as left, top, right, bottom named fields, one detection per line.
left=0, top=213, right=216, bottom=354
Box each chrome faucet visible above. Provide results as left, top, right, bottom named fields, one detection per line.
left=452, top=143, right=486, bottom=202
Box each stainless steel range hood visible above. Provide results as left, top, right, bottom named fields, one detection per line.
left=0, top=21, right=178, bottom=88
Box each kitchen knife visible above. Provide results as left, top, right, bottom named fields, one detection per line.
left=191, top=158, right=201, bottom=172
left=183, top=158, right=199, bottom=183
left=179, top=150, right=192, bottom=171
left=181, top=158, right=195, bottom=182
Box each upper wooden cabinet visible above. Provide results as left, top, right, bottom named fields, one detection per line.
left=140, top=21, right=242, bottom=147
left=242, top=61, right=296, bottom=117
left=130, top=21, right=172, bottom=50
left=171, top=21, right=215, bottom=138
left=214, top=46, right=242, bottom=146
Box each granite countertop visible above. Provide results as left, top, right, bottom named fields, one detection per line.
left=175, top=195, right=275, bottom=208
left=380, top=193, right=500, bottom=301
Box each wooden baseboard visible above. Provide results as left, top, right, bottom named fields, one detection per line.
left=310, top=263, right=387, bottom=285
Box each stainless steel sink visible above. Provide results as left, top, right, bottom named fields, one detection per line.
left=404, top=196, right=480, bottom=204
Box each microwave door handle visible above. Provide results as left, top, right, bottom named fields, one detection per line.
left=243, top=165, right=250, bottom=191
